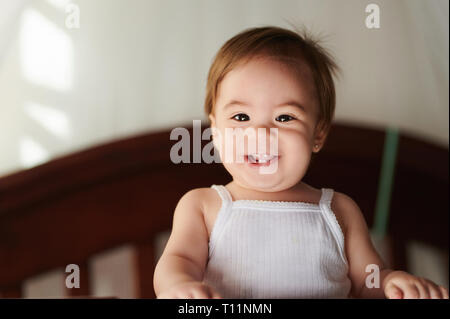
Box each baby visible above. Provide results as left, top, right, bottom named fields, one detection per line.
left=153, top=26, right=449, bottom=299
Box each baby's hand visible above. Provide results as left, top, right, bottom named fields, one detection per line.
left=384, top=270, right=449, bottom=299
left=157, top=281, right=222, bottom=299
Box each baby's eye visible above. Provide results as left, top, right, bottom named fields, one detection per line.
left=232, top=113, right=250, bottom=121
left=275, top=114, right=295, bottom=122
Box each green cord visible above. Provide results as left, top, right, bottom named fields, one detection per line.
left=372, top=127, right=399, bottom=237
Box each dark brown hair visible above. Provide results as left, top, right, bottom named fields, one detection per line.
left=204, top=25, right=340, bottom=137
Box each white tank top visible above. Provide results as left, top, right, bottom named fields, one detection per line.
left=202, top=184, right=352, bottom=299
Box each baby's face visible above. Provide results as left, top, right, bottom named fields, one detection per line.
left=209, top=56, right=323, bottom=192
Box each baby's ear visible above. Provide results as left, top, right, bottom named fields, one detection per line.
left=313, top=121, right=329, bottom=151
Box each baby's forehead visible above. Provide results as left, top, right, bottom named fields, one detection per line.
left=237, top=54, right=314, bottom=75
left=225, top=55, right=316, bottom=90
left=218, top=56, right=317, bottom=100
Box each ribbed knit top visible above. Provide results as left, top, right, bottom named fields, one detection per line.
left=202, top=184, right=352, bottom=299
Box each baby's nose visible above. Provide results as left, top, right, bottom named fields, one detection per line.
left=247, top=126, right=279, bottom=154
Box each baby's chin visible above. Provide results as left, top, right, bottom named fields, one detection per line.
left=232, top=170, right=299, bottom=193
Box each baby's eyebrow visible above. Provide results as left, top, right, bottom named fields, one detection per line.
left=277, top=101, right=306, bottom=112
left=223, top=100, right=250, bottom=109
left=224, top=100, right=306, bottom=112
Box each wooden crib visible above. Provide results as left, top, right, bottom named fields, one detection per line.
left=0, top=122, right=447, bottom=298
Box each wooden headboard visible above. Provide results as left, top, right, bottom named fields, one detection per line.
left=0, top=122, right=448, bottom=298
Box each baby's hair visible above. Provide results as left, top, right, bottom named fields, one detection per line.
left=204, top=25, right=340, bottom=142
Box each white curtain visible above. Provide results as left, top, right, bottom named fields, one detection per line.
left=0, top=0, right=30, bottom=67
left=0, top=0, right=448, bottom=176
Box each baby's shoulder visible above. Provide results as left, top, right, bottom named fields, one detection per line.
left=177, top=187, right=222, bottom=237
left=329, top=190, right=364, bottom=236
left=177, top=187, right=221, bottom=215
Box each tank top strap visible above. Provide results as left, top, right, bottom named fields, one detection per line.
left=211, top=184, right=233, bottom=205
left=209, top=184, right=233, bottom=259
left=318, top=188, right=348, bottom=266
left=319, top=188, right=334, bottom=207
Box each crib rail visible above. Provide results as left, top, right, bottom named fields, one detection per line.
left=0, top=123, right=447, bottom=298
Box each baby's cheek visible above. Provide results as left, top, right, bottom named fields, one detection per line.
left=216, top=127, right=254, bottom=161
left=213, top=128, right=244, bottom=164
left=280, top=136, right=312, bottom=168
left=212, top=128, right=228, bottom=160
left=279, top=131, right=312, bottom=154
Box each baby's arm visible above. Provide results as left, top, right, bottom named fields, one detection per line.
left=336, top=192, right=449, bottom=299
left=153, top=189, right=221, bottom=299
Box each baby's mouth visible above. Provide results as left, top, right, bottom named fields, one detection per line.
left=244, top=154, right=279, bottom=166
